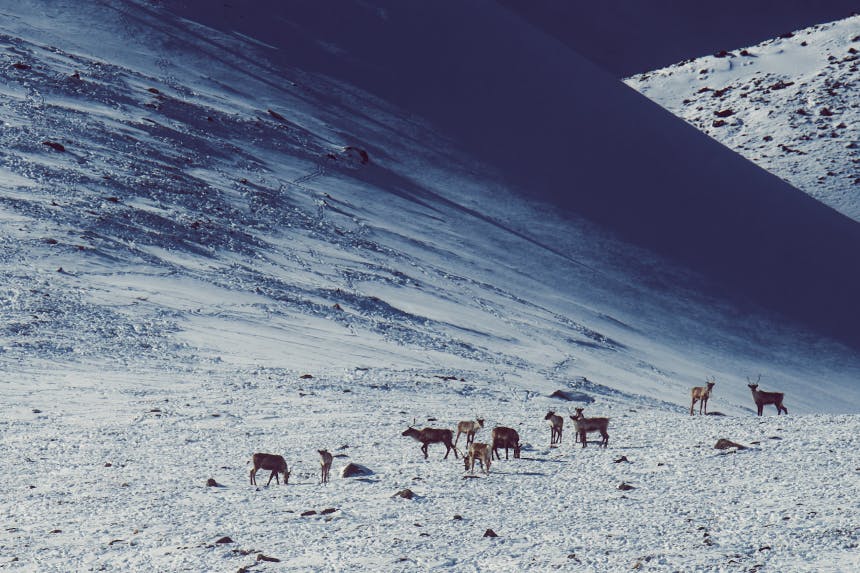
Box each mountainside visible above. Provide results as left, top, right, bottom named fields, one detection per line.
left=1, top=1, right=859, bottom=571
left=158, top=0, right=860, bottom=348
left=625, top=15, right=860, bottom=222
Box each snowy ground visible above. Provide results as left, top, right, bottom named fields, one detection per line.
left=2, top=2, right=860, bottom=572
left=3, top=367, right=859, bottom=572
left=626, top=16, right=860, bottom=222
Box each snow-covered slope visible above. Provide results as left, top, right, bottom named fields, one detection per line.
left=1, top=1, right=860, bottom=571
left=625, top=15, right=860, bottom=222
left=158, top=0, right=860, bottom=348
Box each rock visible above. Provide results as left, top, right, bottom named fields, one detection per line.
left=104, top=463, right=112, bottom=467
left=257, top=554, right=281, bottom=562
left=618, top=482, right=635, bottom=491
left=320, top=508, right=337, bottom=515
left=714, top=439, right=747, bottom=450
left=300, top=373, right=314, bottom=379
left=301, top=510, right=317, bottom=517
left=549, top=389, right=594, bottom=403
left=453, top=515, right=463, bottom=521
left=613, top=456, right=630, bottom=464
left=215, top=536, right=233, bottom=544
left=206, top=478, right=220, bottom=487
left=393, top=489, right=414, bottom=500
left=267, top=109, right=286, bottom=121
left=32, top=409, right=42, bottom=414
left=42, top=141, right=66, bottom=152
left=343, top=146, right=369, bottom=164
left=714, top=109, right=734, bottom=118
left=712, top=120, right=727, bottom=128
left=12, top=62, right=31, bottom=70
left=341, top=463, right=373, bottom=478
left=483, top=529, right=498, bottom=538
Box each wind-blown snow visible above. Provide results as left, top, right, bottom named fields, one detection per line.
left=1, top=1, right=859, bottom=571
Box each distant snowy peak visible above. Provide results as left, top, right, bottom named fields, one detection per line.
left=625, top=15, right=860, bottom=222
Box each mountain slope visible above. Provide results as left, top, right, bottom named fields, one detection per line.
left=2, top=2, right=860, bottom=571
left=156, top=0, right=860, bottom=349
left=625, top=15, right=860, bottom=222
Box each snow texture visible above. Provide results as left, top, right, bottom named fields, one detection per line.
left=0, top=1, right=859, bottom=571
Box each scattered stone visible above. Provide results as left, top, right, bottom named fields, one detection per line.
left=257, top=554, right=281, bottom=562
left=42, top=141, right=66, bottom=152
left=483, top=529, right=498, bottom=538
left=343, top=146, right=369, bottom=164
left=820, top=107, right=835, bottom=117
left=618, top=482, right=635, bottom=491
left=301, top=510, right=317, bottom=517
left=714, top=109, right=734, bottom=118
left=714, top=439, right=747, bottom=450
left=769, top=80, right=795, bottom=90
left=320, top=508, right=337, bottom=515
left=712, top=120, right=727, bottom=128
left=32, top=409, right=42, bottom=414
left=299, top=373, right=314, bottom=379
left=215, top=536, right=233, bottom=544
left=104, top=463, right=112, bottom=467
left=614, top=456, right=630, bottom=463
left=393, top=489, right=414, bottom=500
left=206, top=478, right=220, bottom=487
left=50, top=529, right=62, bottom=534
left=549, top=389, right=594, bottom=403
left=453, top=515, right=463, bottom=521
left=341, top=463, right=373, bottom=478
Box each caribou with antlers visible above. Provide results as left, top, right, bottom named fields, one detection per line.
left=747, top=375, right=788, bottom=416
left=690, top=376, right=716, bottom=415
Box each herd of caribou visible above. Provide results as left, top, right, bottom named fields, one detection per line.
left=249, top=375, right=788, bottom=484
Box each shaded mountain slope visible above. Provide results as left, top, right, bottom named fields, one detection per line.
left=160, top=0, right=860, bottom=347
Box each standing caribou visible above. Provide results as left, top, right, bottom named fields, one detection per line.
left=401, top=426, right=459, bottom=459
left=544, top=411, right=564, bottom=446
left=690, top=377, right=716, bottom=415
left=747, top=375, right=788, bottom=416
left=454, top=418, right=485, bottom=448
left=249, top=453, right=290, bottom=486
left=569, top=408, right=609, bottom=448
left=490, top=426, right=521, bottom=460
